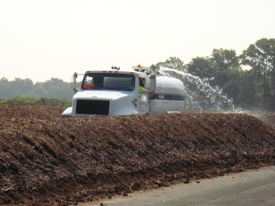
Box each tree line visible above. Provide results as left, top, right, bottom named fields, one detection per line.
left=0, top=77, right=74, bottom=103
left=157, top=38, right=275, bottom=111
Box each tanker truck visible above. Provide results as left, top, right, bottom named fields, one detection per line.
left=62, top=65, right=186, bottom=116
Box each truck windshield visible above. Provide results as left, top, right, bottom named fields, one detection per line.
left=81, top=73, right=135, bottom=91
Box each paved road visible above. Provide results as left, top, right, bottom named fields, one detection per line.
left=80, top=166, right=275, bottom=206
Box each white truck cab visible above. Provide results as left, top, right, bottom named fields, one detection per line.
left=62, top=65, right=185, bottom=116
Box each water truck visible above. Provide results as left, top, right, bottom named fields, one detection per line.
left=62, top=65, right=186, bottom=116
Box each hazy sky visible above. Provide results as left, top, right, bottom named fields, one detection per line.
left=0, top=0, right=274, bottom=83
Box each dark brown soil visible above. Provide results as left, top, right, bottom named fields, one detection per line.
left=1, top=103, right=275, bottom=205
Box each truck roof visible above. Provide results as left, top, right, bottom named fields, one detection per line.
left=84, top=69, right=148, bottom=77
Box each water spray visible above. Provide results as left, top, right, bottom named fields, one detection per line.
left=159, top=66, right=241, bottom=112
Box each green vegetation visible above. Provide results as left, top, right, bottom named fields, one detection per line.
left=0, top=97, right=71, bottom=106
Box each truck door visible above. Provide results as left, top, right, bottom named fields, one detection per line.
left=137, top=77, right=149, bottom=114
left=138, top=93, right=149, bottom=114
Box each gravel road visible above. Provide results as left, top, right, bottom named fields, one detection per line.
left=84, top=166, right=275, bottom=206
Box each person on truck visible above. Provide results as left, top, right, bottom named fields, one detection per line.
left=82, top=76, right=96, bottom=89
left=126, top=77, right=147, bottom=92
left=82, top=84, right=95, bottom=89
left=139, top=85, right=146, bottom=92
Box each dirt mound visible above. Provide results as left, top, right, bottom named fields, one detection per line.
left=1, top=103, right=275, bottom=205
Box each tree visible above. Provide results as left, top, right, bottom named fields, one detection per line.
left=185, top=49, right=243, bottom=109
left=41, top=78, right=73, bottom=100
left=240, top=38, right=275, bottom=111
left=186, top=49, right=240, bottom=88
left=211, top=49, right=240, bottom=88
left=0, top=77, right=73, bottom=101
left=186, top=56, right=215, bottom=80
left=156, top=56, right=186, bottom=71
left=0, top=81, right=8, bottom=99
left=29, top=85, right=50, bottom=99
left=9, top=78, right=34, bottom=97
left=0, top=77, right=8, bottom=83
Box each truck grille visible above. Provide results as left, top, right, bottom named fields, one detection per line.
left=76, top=100, right=110, bottom=115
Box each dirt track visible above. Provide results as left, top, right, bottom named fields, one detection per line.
left=0, top=103, right=275, bottom=205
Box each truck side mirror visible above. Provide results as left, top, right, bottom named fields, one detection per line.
left=72, top=72, right=78, bottom=94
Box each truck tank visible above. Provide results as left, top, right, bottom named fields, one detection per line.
left=150, top=75, right=185, bottom=113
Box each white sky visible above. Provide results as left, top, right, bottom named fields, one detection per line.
left=0, top=0, right=274, bottom=83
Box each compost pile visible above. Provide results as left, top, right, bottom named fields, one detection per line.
left=1, top=103, right=275, bottom=206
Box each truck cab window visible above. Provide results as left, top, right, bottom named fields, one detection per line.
left=81, top=73, right=135, bottom=91
left=139, top=77, right=146, bottom=92
left=139, top=78, right=145, bottom=88
left=82, top=76, right=95, bottom=89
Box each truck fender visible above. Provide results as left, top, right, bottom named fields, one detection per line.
left=62, top=107, right=73, bottom=117
left=113, top=108, right=139, bottom=116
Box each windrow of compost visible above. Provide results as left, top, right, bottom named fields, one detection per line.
left=0, top=103, right=275, bottom=205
